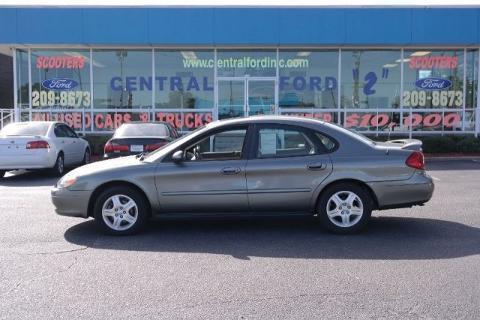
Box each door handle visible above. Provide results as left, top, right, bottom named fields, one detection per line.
left=221, top=167, right=241, bottom=175
left=307, top=162, right=326, bottom=170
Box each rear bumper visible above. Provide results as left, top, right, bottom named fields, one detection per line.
left=368, top=171, right=434, bottom=210
left=51, top=186, right=91, bottom=218
left=0, top=152, right=57, bottom=170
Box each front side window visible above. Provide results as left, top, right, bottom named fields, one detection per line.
left=184, top=127, right=247, bottom=161
left=257, top=127, right=317, bottom=158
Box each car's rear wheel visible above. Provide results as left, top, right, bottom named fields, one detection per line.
left=51, top=154, right=65, bottom=176
left=82, top=148, right=91, bottom=165
left=93, top=186, right=148, bottom=235
left=0, top=170, right=5, bottom=178
left=317, top=183, right=372, bottom=234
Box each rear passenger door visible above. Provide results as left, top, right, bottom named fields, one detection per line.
left=246, top=124, right=333, bottom=213
left=53, top=124, right=76, bottom=166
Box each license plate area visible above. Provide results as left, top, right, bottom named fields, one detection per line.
left=130, top=145, right=144, bottom=152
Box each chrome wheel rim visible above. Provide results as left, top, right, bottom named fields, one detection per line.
left=102, top=194, right=138, bottom=231
left=326, top=191, right=364, bottom=228
left=57, top=157, right=64, bottom=174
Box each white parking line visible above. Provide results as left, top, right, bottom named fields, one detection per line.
left=431, top=176, right=441, bottom=181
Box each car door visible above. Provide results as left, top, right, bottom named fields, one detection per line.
left=246, top=124, right=333, bottom=213
left=62, top=125, right=84, bottom=163
left=53, top=124, right=76, bottom=166
left=155, top=125, right=251, bottom=213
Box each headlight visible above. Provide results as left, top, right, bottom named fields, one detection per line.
left=57, top=176, right=77, bottom=188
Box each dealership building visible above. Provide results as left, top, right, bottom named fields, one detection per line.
left=0, top=6, right=479, bottom=136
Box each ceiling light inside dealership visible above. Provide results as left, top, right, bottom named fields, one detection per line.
left=383, top=63, right=398, bottom=68
left=395, top=58, right=410, bottom=63
left=410, top=51, right=431, bottom=56
left=297, top=52, right=311, bottom=57
left=181, top=51, right=198, bottom=60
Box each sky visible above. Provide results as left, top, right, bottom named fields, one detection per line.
left=1, top=0, right=480, bottom=6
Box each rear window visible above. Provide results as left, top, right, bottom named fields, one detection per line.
left=114, top=123, right=169, bottom=137
left=0, top=122, right=50, bottom=136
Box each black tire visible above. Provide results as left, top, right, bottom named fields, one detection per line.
left=51, top=154, right=65, bottom=177
left=317, top=183, right=373, bottom=234
left=0, top=170, right=5, bottom=179
left=93, top=186, right=149, bottom=236
left=82, top=148, right=91, bottom=165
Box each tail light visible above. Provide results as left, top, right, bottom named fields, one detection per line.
left=104, top=141, right=129, bottom=153
left=145, top=141, right=168, bottom=152
left=26, top=140, right=50, bottom=149
left=406, top=151, right=425, bottom=170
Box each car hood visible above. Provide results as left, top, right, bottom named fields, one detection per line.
left=69, top=155, right=142, bottom=177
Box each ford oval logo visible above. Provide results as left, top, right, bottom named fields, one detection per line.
left=415, top=77, right=452, bottom=91
left=41, top=78, right=78, bottom=91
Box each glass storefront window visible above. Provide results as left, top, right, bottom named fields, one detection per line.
left=466, top=49, right=478, bottom=109
left=93, top=50, right=151, bottom=109
left=155, top=50, right=214, bottom=109
left=30, top=49, right=91, bottom=110
left=16, top=49, right=29, bottom=109
left=403, top=49, right=464, bottom=109
left=341, top=50, right=401, bottom=109
left=217, top=50, right=276, bottom=77
left=279, top=50, right=338, bottom=109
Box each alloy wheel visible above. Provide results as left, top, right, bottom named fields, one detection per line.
left=101, top=194, right=138, bottom=231
left=325, top=191, right=364, bottom=228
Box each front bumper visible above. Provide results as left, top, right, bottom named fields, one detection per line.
left=51, top=186, right=92, bottom=218
left=368, top=171, right=434, bottom=209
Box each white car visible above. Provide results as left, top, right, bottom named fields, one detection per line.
left=0, top=121, right=90, bottom=178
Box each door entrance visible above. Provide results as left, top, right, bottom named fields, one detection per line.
left=217, top=77, right=277, bottom=120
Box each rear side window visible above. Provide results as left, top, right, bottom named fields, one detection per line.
left=54, top=125, right=67, bottom=138
left=257, top=127, right=316, bottom=158
left=315, top=132, right=337, bottom=152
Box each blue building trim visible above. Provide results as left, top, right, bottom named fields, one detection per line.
left=0, top=7, right=479, bottom=46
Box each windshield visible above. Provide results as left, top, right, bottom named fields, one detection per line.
left=114, top=123, right=169, bottom=137
left=0, top=122, right=50, bottom=136
left=143, top=125, right=208, bottom=161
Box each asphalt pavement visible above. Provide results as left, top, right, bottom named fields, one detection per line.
left=0, top=160, right=479, bottom=319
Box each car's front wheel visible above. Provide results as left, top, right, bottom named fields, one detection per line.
left=317, top=183, right=373, bottom=234
left=0, top=170, right=5, bottom=179
left=93, top=186, right=148, bottom=235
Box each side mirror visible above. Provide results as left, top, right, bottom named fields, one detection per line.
left=171, top=150, right=184, bottom=162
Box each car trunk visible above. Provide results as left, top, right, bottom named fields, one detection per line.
left=105, top=136, right=171, bottom=156
left=0, top=136, right=44, bottom=156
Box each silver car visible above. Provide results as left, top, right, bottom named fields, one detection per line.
left=51, top=116, right=434, bottom=235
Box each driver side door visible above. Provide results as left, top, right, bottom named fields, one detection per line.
left=155, top=125, right=251, bottom=214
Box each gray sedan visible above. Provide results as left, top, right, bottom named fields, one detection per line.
left=51, top=116, right=434, bottom=235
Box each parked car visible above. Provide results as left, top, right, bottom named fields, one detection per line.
left=0, top=121, right=90, bottom=178
left=51, top=116, right=434, bottom=235
left=104, top=122, right=178, bottom=159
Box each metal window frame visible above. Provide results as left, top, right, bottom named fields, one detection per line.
left=11, top=45, right=480, bottom=136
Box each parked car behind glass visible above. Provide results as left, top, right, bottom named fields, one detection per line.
left=0, top=121, right=90, bottom=178
left=52, top=116, right=434, bottom=235
left=104, top=122, right=178, bottom=159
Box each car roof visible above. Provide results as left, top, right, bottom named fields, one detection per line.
left=207, top=115, right=329, bottom=129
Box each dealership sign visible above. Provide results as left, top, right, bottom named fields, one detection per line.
left=41, top=78, right=79, bottom=91
left=36, top=56, right=86, bottom=69
left=415, top=77, right=452, bottom=91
